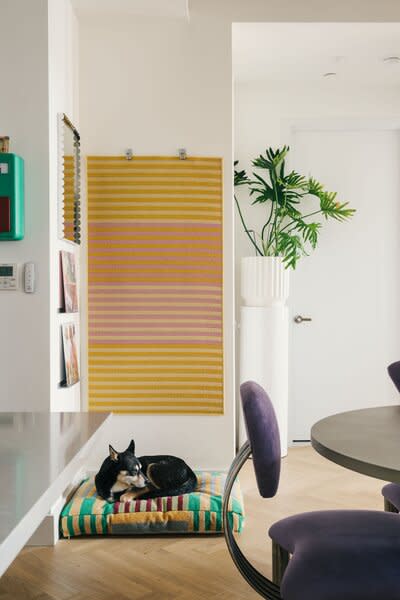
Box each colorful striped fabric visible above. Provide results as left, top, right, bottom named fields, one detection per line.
left=87, top=156, right=223, bottom=414
left=63, top=154, right=74, bottom=240
left=60, top=471, right=244, bottom=536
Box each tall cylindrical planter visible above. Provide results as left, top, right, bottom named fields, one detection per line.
left=239, top=257, right=289, bottom=456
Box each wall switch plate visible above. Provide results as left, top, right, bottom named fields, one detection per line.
left=24, top=262, right=35, bottom=293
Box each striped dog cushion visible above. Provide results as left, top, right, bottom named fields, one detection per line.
left=60, top=471, right=244, bottom=536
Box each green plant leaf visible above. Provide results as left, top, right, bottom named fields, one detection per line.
left=234, top=160, right=250, bottom=187
left=319, top=191, right=356, bottom=221
left=294, top=220, right=321, bottom=249
left=276, top=232, right=305, bottom=269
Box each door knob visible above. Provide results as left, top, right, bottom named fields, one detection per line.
left=294, top=315, right=312, bottom=324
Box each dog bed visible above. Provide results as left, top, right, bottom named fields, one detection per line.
left=60, top=471, right=244, bottom=536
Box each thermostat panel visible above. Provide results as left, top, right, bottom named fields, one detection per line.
left=0, top=263, right=17, bottom=289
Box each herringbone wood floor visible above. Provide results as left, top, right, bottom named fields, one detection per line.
left=0, top=447, right=383, bottom=599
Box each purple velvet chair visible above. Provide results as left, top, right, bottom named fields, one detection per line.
left=382, top=361, right=400, bottom=513
left=223, top=381, right=400, bottom=600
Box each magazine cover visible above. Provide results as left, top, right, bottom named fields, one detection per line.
left=62, top=323, right=79, bottom=387
left=61, top=250, right=78, bottom=312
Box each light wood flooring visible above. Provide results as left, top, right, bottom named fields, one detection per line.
left=0, top=447, right=385, bottom=600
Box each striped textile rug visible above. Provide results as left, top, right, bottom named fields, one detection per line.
left=60, top=471, right=244, bottom=536
left=87, top=156, right=223, bottom=414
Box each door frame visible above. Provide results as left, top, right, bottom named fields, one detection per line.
left=282, top=117, right=400, bottom=445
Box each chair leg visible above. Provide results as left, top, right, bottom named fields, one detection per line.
left=384, top=498, right=399, bottom=513
left=272, top=540, right=290, bottom=585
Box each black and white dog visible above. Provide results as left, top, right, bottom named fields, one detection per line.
left=95, top=439, right=197, bottom=503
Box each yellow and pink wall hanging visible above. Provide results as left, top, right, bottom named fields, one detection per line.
left=87, top=156, right=223, bottom=414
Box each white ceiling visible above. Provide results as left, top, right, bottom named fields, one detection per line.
left=233, top=23, right=400, bottom=87
left=71, top=0, right=189, bottom=19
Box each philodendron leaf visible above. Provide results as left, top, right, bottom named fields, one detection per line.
left=294, top=221, right=321, bottom=249
left=320, top=191, right=356, bottom=221
left=234, top=160, right=250, bottom=187
left=276, top=231, right=305, bottom=269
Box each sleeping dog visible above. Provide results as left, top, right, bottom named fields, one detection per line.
left=95, top=439, right=197, bottom=502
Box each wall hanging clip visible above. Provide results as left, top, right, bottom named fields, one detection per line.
left=178, top=148, right=187, bottom=160
left=125, top=148, right=133, bottom=161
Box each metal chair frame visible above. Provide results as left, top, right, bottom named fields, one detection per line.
left=222, top=441, right=289, bottom=600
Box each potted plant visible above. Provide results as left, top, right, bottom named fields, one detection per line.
left=235, top=146, right=355, bottom=306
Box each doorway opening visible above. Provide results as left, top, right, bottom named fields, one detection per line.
left=233, top=23, right=400, bottom=444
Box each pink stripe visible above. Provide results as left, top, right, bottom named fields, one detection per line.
left=89, top=336, right=222, bottom=348
left=90, top=316, right=221, bottom=324
left=167, top=497, right=172, bottom=511
left=146, top=499, right=152, bottom=512
left=177, top=496, right=183, bottom=510
left=89, top=315, right=221, bottom=330
left=135, top=499, right=141, bottom=512
left=89, top=330, right=221, bottom=337
left=124, top=501, right=130, bottom=512
left=89, top=340, right=221, bottom=346
left=157, top=497, right=162, bottom=511
left=89, top=326, right=222, bottom=334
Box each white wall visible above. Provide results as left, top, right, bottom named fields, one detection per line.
left=0, top=0, right=80, bottom=412
left=79, top=16, right=235, bottom=470
left=0, top=0, right=50, bottom=410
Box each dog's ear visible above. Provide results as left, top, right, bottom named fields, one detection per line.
left=126, top=439, right=135, bottom=454
left=109, top=445, right=119, bottom=462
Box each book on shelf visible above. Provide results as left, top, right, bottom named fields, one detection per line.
left=61, top=322, right=79, bottom=387
left=60, top=250, right=78, bottom=313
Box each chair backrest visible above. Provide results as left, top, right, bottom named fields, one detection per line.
left=388, top=361, right=400, bottom=393
left=240, top=381, right=281, bottom=498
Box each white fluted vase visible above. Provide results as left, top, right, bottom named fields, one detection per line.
left=239, top=256, right=289, bottom=456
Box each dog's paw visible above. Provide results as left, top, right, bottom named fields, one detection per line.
left=120, top=491, right=136, bottom=502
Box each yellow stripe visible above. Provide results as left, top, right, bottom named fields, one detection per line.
left=201, top=473, right=212, bottom=510
left=84, top=515, right=92, bottom=535
left=89, top=390, right=222, bottom=397
left=209, top=512, right=217, bottom=532
left=89, top=352, right=222, bottom=358
left=96, top=515, right=104, bottom=534
left=89, top=366, right=222, bottom=373
left=72, top=517, right=81, bottom=536
left=89, top=215, right=221, bottom=221
left=88, top=406, right=223, bottom=414
left=89, top=345, right=222, bottom=352
left=89, top=374, right=222, bottom=382
left=90, top=399, right=221, bottom=406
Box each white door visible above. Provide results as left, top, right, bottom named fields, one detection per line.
left=289, top=127, right=400, bottom=442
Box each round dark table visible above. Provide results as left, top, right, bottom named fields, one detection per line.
left=311, top=405, right=400, bottom=484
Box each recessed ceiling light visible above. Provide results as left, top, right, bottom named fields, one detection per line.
left=383, top=56, right=400, bottom=64
left=323, top=72, right=337, bottom=78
